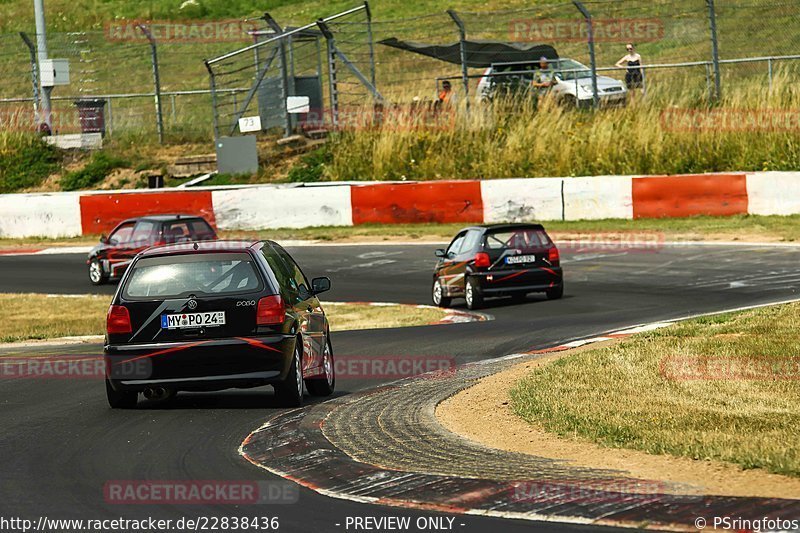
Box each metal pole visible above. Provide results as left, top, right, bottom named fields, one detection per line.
left=317, top=20, right=339, bottom=129
left=137, top=24, right=164, bottom=144
left=265, top=14, right=291, bottom=137
left=768, top=58, right=773, bottom=91
left=106, top=97, right=113, bottom=137
left=706, top=0, right=722, bottom=100
left=19, top=32, right=39, bottom=120
left=204, top=61, right=219, bottom=140
left=573, top=0, right=598, bottom=109
left=446, top=9, right=470, bottom=111
left=33, top=0, right=52, bottom=130
left=364, top=1, right=376, bottom=89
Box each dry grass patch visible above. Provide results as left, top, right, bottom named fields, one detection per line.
left=0, top=294, right=110, bottom=343
left=0, top=294, right=448, bottom=343
left=324, top=302, right=446, bottom=331
left=511, top=303, right=800, bottom=477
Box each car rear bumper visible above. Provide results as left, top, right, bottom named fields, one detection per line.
left=105, top=334, right=295, bottom=392
left=473, top=266, right=563, bottom=295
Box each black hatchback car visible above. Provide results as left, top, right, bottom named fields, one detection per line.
left=432, top=224, right=563, bottom=310
left=104, top=240, right=334, bottom=409
left=88, top=214, right=217, bottom=285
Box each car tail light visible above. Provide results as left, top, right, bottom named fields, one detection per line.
left=474, top=252, right=491, bottom=268
left=548, top=247, right=560, bottom=266
left=257, top=295, right=285, bottom=325
left=106, top=305, right=132, bottom=334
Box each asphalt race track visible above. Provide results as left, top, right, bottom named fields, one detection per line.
left=1, top=242, right=800, bottom=532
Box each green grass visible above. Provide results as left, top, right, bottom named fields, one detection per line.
left=60, top=152, right=129, bottom=191
left=511, top=303, right=800, bottom=477
left=0, top=133, right=61, bottom=193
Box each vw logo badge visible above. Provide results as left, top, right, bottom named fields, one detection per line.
left=187, top=299, right=198, bottom=310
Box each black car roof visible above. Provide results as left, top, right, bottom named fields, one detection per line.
left=118, top=214, right=207, bottom=225
left=138, top=240, right=260, bottom=258
left=459, top=223, right=546, bottom=233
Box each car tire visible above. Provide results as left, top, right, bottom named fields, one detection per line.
left=432, top=279, right=452, bottom=308
left=106, top=378, right=138, bottom=409
left=465, top=277, right=484, bottom=310
left=546, top=283, right=564, bottom=300
left=89, top=259, right=109, bottom=286
left=274, top=340, right=304, bottom=407
left=306, top=338, right=335, bottom=397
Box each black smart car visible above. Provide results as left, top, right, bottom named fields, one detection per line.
left=104, top=240, right=334, bottom=409
left=87, top=214, right=217, bottom=286
left=432, top=224, right=563, bottom=310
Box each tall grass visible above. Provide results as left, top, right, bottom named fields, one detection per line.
left=0, top=132, right=61, bottom=193
left=325, top=69, right=800, bottom=181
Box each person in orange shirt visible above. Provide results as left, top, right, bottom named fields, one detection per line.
left=438, top=80, right=455, bottom=105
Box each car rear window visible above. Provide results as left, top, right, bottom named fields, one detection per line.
left=123, top=252, right=263, bottom=299
left=189, top=219, right=216, bottom=239
left=484, top=229, right=552, bottom=251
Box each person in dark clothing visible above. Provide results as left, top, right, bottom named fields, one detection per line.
left=616, top=43, right=643, bottom=90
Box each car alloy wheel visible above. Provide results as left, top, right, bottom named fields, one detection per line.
left=323, top=343, right=333, bottom=388
left=465, top=281, right=473, bottom=306
left=433, top=280, right=443, bottom=305
left=294, top=344, right=304, bottom=398
left=89, top=261, right=102, bottom=283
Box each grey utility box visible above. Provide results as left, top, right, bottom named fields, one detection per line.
left=215, top=135, right=258, bottom=175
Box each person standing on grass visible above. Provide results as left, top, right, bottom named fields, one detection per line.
left=616, top=43, right=643, bottom=91
left=531, top=56, right=555, bottom=95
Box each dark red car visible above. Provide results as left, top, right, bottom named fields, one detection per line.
left=87, top=215, right=217, bottom=285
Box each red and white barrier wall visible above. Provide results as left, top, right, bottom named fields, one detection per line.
left=0, top=172, right=796, bottom=238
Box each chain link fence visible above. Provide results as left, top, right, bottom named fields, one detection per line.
left=1, top=1, right=799, bottom=143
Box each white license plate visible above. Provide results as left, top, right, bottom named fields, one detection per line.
left=161, top=311, right=226, bottom=329
left=506, top=254, right=536, bottom=265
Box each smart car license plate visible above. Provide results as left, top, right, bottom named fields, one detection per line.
left=161, top=311, right=225, bottom=329
left=506, top=255, right=536, bottom=265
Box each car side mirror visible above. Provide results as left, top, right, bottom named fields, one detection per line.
left=311, top=277, right=331, bottom=295
left=434, top=249, right=446, bottom=258
left=100, top=235, right=109, bottom=244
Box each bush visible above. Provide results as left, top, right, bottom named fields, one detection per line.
left=287, top=147, right=332, bottom=182
left=0, top=134, right=61, bottom=193
left=60, top=151, right=129, bottom=191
